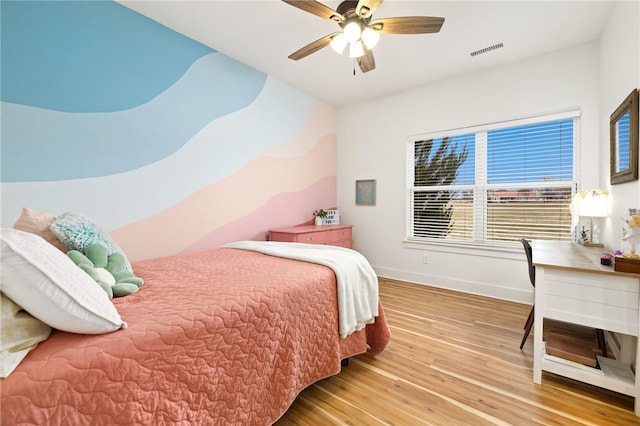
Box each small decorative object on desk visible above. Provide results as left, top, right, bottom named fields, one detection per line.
left=621, top=208, right=640, bottom=255
left=313, top=209, right=328, bottom=226
left=614, top=255, right=640, bottom=273
left=578, top=226, right=590, bottom=245
left=614, top=210, right=640, bottom=273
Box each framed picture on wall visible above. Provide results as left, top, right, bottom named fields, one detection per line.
left=356, top=179, right=376, bottom=206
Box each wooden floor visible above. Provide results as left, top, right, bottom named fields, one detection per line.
left=275, top=278, right=639, bottom=425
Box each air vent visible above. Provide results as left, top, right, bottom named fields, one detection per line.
left=470, top=42, right=504, bottom=57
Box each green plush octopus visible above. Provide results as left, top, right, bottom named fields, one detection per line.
left=67, top=243, right=144, bottom=299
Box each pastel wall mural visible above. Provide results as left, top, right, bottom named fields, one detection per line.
left=1, top=1, right=337, bottom=261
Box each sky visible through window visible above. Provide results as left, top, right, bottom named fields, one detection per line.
left=426, top=119, right=573, bottom=186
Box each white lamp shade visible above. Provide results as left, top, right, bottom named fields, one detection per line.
left=330, top=33, right=347, bottom=54
left=349, top=41, right=365, bottom=58
left=361, top=27, right=380, bottom=49
left=578, top=190, right=608, bottom=217
left=343, top=21, right=361, bottom=43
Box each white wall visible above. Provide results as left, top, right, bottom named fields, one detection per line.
left=599, top=0, right=640, bottom=249
left=337, top=41, right=602, bottom=304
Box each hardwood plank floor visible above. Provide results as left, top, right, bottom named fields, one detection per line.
left=275, top=278, right=638, bottom=425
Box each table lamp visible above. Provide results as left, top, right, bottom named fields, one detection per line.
left=578, top=189, right=609, bottom=245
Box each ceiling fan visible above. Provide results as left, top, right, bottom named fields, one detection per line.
left=282, top=0, right=444, bottom=74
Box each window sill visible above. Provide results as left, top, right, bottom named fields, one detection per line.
left=403, top=239, right=524, bottom=261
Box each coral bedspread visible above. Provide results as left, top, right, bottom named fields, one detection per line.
left=1, top=248, right=390, bottom=425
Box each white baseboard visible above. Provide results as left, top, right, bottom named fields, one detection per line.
left=373, top=265, right=533, bottom=305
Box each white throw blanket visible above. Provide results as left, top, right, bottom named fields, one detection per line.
left=224, top=241, right=379, bottom=338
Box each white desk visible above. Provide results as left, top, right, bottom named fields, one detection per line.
left=532, top=241, right=640, bottom=416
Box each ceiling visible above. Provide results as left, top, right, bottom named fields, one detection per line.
left=118, top=0, right=615, bottom=107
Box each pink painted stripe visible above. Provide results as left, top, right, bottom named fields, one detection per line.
left=112, top=135, right=336, bottom=261
left=181, top=176, right=337, bottom=253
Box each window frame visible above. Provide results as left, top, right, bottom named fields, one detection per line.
left=406, top=110, right=581, bottom=249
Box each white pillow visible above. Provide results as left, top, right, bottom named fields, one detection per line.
left=0, top=228, right=127, bottom=334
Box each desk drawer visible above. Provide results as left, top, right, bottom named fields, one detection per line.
left=541, top=268, right=640, bottom=336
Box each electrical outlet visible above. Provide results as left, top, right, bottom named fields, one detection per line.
left=422, top=255, right=429, bottom=264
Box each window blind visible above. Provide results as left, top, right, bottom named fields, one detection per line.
left=407, top=113, right=579, bottom=245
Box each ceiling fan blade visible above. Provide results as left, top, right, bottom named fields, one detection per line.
left=282, top=0, right=345, bottom=23
left=288, top=32, right=340, bottom=61
left=355, top=0, right=383, bottom=19
left=357, top=47, right=376, bottom=73
left=369, top=16, right=445, bottom=34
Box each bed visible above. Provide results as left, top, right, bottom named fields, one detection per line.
left=1, top=229, right=390, bottom=425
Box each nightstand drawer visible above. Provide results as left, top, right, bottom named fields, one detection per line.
left=327, top=228, right=351, bottom=243
left=331, top=240, right=352, bottom=248
left=269, top=224, right=353, bottom=248
left=295, top=231, right=327, bottom=244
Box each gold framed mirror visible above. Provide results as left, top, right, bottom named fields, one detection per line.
left=610, top=88, right=639, bottom=185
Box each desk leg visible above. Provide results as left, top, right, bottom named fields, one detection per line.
left=532, top=268, right=544, bottom=384
left=636, top=292, right=640, bottom=416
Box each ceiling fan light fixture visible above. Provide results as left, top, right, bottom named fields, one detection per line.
left=349, top=41, right=365, bottom=58
left=343, top=20, right=362, bottom=43
left=361, top=27, right=380, bottom=49
left=283, top=0, right=446, bottom=74
left=330, top=33, right=347, bottom=54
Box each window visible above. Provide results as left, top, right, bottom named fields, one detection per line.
left=407, top=111, right=579, bottom=245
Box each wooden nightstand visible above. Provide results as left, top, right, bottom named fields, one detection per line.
left=268, top=224, right=352, bottom=248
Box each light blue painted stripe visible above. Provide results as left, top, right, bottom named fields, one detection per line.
left=1, top=0, right=213, bottom=112
left=1, top=53, right=267, bottom=182
left=0, top=77, right=321, bottom=230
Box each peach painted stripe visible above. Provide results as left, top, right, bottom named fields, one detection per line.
left=181, top=177, right=337, bottom=254
left=112, top=135, right=336, bottom=260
